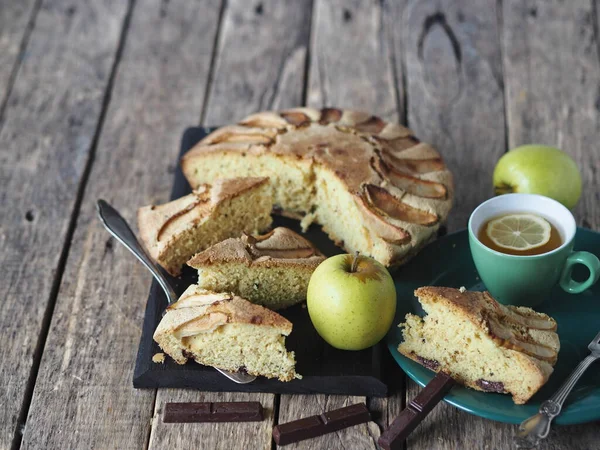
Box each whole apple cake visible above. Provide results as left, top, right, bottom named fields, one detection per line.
left=181, top=108, right=454, bottom=267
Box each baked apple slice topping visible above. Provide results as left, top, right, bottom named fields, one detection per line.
left=354, top=195, right=411, bottom=245
left=242, top=231, right=320, bottom=260
left=364, top=184, right=438, bottom=226
left=169, top=292, right=233, bottom=310
left=381, top=150, right=446, bottom=174
left=372, top=154, right=447, bottom=199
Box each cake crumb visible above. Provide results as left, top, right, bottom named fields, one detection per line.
left=300, top=212, right=316, bottom=232
left=459, top=286, right=466, bottom=293
left=152, top=353, right=166, bottom=364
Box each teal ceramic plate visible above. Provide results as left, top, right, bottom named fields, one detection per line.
left=388, top=227, right=600, bottom=425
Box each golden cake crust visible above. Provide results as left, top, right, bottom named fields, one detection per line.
left=137, top=177, right=270, bottom=275
left=181, top=108, right=454, bottom=267
left=414, top=287, right=559, bottom=364
left=153, top=285, right=298, bottom=381
left=187, top=227, right=325, bottom=269
left=399, top=287, right=560, bottom=404
left=155, top=285, right=293, bottom=339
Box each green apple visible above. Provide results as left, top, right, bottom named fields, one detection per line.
left=493, top=145, right=582, bottom=209
left=307, top=253, right=396, bottom=350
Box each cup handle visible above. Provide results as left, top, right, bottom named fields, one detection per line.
left=559, top=251, right=600, bottom=294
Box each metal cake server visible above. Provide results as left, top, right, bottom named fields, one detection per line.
left=96, top=199, right=256, bottom=384
left=514, top=329, right=600, bottom=448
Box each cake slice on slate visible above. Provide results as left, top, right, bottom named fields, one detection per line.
left=137, top=177, right=272, bottom=276
left=398, top=287, right=559, bottom=404
left=187, top=227, right=325, bottom=310
left=154, top=285, right=300, bottom=382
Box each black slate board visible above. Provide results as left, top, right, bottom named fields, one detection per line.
left=133, top=127, right=388, bottom=396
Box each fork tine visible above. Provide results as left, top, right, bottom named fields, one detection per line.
left=589, top=330, right=600, bottom=347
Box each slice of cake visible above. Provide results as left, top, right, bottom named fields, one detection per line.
left=137, top=177, right=272, bottom=276
left=154, top=284, right=300, bottom=381
left=398, top=287, right=559, bottom=404
left=187, top=227, right=325, bottom=310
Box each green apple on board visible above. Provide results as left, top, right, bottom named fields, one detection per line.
left=493, top=144, right=582, bottom=209
left=307, top=253, right=396, bottom=351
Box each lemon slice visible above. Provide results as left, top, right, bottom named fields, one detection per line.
left=486, top=213, right=552, bottom=251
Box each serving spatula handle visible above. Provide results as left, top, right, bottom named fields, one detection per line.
left=96, top=199, right=256, bottom=385
left=379, top=372, right=455, bottom=450
left=96, top=199, right=178, bottom=305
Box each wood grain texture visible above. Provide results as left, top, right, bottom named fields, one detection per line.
left=149, top=391, right=275, bottom=450
left=0, top=1, right=131, bottom=448
left=277, top=395, right=380, bottom=450
left=308, top=0, right=399, bottom=120
left=387, top=0, right=514, bottom=449
left=277, top=1, right=399, bottom=448
left=18, top=1, right=221, bottom=448
left=395, top=0, right=506, bottom=232
left=0, top=0, right=38, bottom=111
left=149, top=1, right=312, bottom=449
left=504, top=0, right=600, bottom=229
left=501, top=0, right=600, bottom=447
left=203, top=0, right=312, bottom=124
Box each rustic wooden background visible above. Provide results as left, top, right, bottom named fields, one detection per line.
left=1, top=0, right=599, bottom=449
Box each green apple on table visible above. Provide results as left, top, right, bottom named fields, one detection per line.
left=493, top=144, right=582, bottom=209
left=307, top=253, right=396, bottom=351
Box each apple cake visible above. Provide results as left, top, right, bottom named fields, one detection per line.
left=181, top=108, right=453, bottom=267
left=398, top=287, right=559, bottom=404
left=187, top=227, right=325, bottom=310
left=154, top=284, right=300, bottom=381
left=137, top=177, right=272, bottom=276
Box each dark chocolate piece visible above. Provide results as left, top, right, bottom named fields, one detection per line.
left=476, top=379, right=506, bottom=393
left=272, top=403, right=370, bottom=445
left=415, top=355, right=440, bottom=371
left=163, top=402, right=263, bottom=423
left=379, top=372, right=455, bottom=450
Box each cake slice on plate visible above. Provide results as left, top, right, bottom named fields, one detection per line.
left=398, top=287, right=559, bottom=404
left=137, top=177, right=272, bottom=276
left=154, top=284, right=300, bottom=381
left=187, top=227, right=325, bottom=310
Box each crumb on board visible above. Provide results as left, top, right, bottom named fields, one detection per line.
left=459, top=286, right=466, bottom=293
left=152, top=352, right=166, bottom=364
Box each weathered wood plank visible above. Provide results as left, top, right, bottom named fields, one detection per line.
left=19, top=1, right=222, bottom=448
left=387, top=0, right=600, bottom=449
left=307, top=0, right=399, bottom=120
left=276, top=1, right=398, bottom=448
left=0, top=0, right=38, bottom=111
left=504, top=0, right=600, bottom=229
left=278, top=395, right=381, bottom=450
left=388, top=0, right=514, bottom=449
left=502, top=1, right=600, bottom=447
left=399, top=0, right=506, bottom=232
left=149, top=1, right=312, bottom=449
left=202, top=0, right=312, bottom=124
left=149, top=391, right=275, bottom=450
left=0, top=1, right=132, bottom=448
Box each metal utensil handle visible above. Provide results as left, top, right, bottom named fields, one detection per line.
left=515, top=354, right=598, bottom=448
left=551, top=354, right=598, bottom=406
left=96, top=200, right=256, bottom=385
left=96, top=199, right=178, bottom=305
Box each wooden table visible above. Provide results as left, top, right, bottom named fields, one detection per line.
left=2, top=1, right=599, bottom=448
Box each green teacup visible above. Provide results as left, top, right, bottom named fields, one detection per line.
left=468, top=193, right=600, bottom=307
